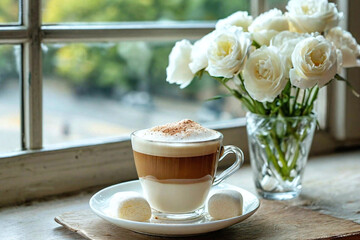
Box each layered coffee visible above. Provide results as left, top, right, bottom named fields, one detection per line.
left=132, top=119, right=222, bottom=213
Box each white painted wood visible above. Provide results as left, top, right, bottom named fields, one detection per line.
left=41, top=23, right=214, bottom=42
left=330, top=80, right=347, bottom=140
left=337, top=0, right=348, bottom=30
left=0, top=139, right=136, bottom=207
left=251, top=0, right=265, bottom=16
left=0, top=125, right=339, bottom=207
left=0, top=27, right=28, bottom=43
left=22, top=0, right=43, bottom=149
left=316, top=88, right=327, bottom=129
left=328, top=0, right=348, bottom=141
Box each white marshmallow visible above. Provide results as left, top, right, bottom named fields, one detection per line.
left=207, top=190, right=243, bottom=220
left=108, top=191, right=151, bottom=221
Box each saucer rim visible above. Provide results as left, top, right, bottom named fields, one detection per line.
left=89, top=180, right=260, bottom=227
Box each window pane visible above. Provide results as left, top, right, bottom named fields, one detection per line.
left=0, top=0, right=19, bottom=24
left=265, top=0, right=288, bottom=12
left=42, top=42, right=245, bottom=146
left=42, top=0, right=250, bottom=23
left=0, top=45, right=21, bottom=153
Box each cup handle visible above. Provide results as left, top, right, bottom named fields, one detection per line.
left=213, top=145, right=244, bottom=186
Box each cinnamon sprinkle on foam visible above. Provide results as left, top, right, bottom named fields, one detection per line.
left=150, top=119, right=202, bottom=137
left=136, top=119, right=219, bottom=142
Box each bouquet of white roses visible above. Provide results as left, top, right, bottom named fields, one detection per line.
left=166, top=0, right=359, bottom=117
left=165, top=0, right=360, bottom=186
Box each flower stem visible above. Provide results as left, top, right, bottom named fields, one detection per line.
left=214, top=76, right=261, bottom=113
left=300, top=89, right=306, bottom=111
left=288, top=125, right=310, bottom=179
left=238, top=74, right=267, bottom=115
left=303, top=88, right=312, bottom=110
left=303, top=86, right=319, bottom=115
left=291, top=88, right=300, bottom=115
left=270, top=130, right=289, bottom=176
left=241, top=97, right=256, bottom=112
left=289, top=143, right=300, bottom=171
left=262, top=137, right=288, bottom=181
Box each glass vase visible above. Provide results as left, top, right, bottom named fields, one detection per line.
left=246, top=113, right=317, bottom=200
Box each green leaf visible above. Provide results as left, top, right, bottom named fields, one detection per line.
left=252, top=40, right=261, bottom=49
left=232, top=89, right=243, bottom=99
left=206, top=94, right=231, bottom=101
left=324, top=78, right=334, bottom=87
left=334, top=74, right=346, bottom=81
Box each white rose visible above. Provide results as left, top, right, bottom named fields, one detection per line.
left=249, top=9, right=289, bottom=32
left=326, top=27, right=360, bottom=68
left=166, top=40, right=194, bottom=89
left=243, top=46, right=288, bottom=102
left=271, top=31, right=310, bottom=72
left=249, top=8, right=289, bottom=46
left=250, top=30, right=278, bottom=47
left=286, top=0, right=343, bottom=33
left=290, top=36, right=341, bottom=89
left=216, top=11, right=253, bottom=32
left=206, top=27, right=251, bottom=78
left=189, top=31, right=214, bottom=74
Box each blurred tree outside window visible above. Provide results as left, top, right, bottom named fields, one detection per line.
left=0, top=0, right=288, bottom=148
left=0, top=0, right=19, bottom=24
left=42, top=0, right=250, bottom=23
left=0, top=45, right=21, bottom=153
left=41, top=0, right=255, bottom=146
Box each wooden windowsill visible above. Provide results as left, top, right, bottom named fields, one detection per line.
left=0, top=150, right=359, bottom=239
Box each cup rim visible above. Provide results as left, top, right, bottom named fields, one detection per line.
left=131, top=129, right=223, bottom=144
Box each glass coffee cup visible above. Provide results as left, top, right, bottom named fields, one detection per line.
left=131, top=127, right=244, bottom=221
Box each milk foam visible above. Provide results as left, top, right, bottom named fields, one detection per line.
left=136, top=128, right=217, bottom=142
left=131, top=119, right=222, bottom=157
left=138, top=119, right=219, bottom=142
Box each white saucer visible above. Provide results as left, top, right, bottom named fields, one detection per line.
left=89, top=180, right=260, bottom=237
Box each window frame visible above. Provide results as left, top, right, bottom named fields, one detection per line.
left=0, top=0, right=358, bottom=207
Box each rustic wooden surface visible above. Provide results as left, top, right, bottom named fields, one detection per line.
left=0, top=150, right=359, bottom=240
left=55, top=201, right=360, bottom=240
